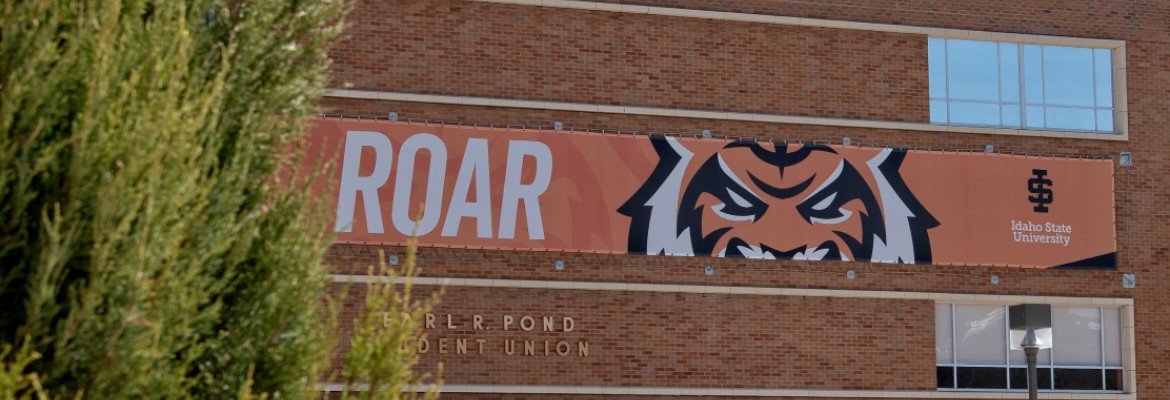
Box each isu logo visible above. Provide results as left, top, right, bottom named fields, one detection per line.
left=619, top=137, right=939, bottom=264
left=1028, top=169, right=1053, bottom=213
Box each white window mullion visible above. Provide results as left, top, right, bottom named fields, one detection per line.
left=1003, top=304, right=1011, bottom=389
left=944, top=39, right=952, bottom=124
left=996, top=45, right=1004, bottom=126
left=1017, top=44, right=1028, bottom=127
left=1100, top=307, right=1107, bottom=390
left=951, top=303, right=958, bottom=389
left=1090, top=52, right=1099, bottom=131
left=1039, top=47, right=1048, bottom=129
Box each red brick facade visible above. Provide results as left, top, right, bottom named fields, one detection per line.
left=323, top=0, right=1169, bottom=398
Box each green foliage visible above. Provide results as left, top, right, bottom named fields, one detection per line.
left=0, top=0, right=410, bottom=398
left=338, top=243, right=442, bottom=400
left=0, top=339, right=47, bottom=400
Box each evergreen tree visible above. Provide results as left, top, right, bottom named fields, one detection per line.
left=0, top=0, right=439, bottom=398
left=336, top=244, right=442, bottom=400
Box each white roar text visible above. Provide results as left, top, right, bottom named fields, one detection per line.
left=334, top=131, right=552, bottom=240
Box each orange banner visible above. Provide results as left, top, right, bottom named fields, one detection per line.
left=307, top=118, right=1116, bottom=269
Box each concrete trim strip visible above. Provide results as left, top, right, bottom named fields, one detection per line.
left=329, top=274, right=1134, bottom=307
left=325, top=89, right=1129, bottom=142
left=471, top=0, right=1125, bottom=48
left=316, top=383, right=1135, bottom=399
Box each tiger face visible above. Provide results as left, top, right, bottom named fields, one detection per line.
left=679, top=143, right=880, bottom=261
left=620, top=137, right=937, bottom=264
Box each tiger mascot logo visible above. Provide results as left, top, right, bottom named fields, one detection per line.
left=619, top=136, right=939, bottom=263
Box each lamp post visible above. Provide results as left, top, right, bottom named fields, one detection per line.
left=1010, top=304, right=1052, bottom=400
left=1020, top=328, right=1043, bottom=400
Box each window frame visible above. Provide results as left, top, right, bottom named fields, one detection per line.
left=926, top=34, right=1128, bottom=139
left=936, top=302, right=1129, bottom=394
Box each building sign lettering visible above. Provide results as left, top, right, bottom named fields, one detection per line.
left=387, top=313, right=588, bottom=357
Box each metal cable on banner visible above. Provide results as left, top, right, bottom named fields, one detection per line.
left=316, top=112, right=1119, bottom=160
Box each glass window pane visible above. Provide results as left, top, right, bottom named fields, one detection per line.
left=937, top=366, right=956, bottom=389
left=1053, top=307, right=1103, bottom=366
left=1025, top=106, right=1046, bottom=129
left=1046, top=107, right=1095, bottom=131
left=949, top=102, right=1000, bottom=126
left=929, top=38, right=1116, bottom=135
left=1023, top=44, right=1045, bottom=104
left=1097, top=110, right=1115, bottom=132
left=947, top=39, right=1001, bottom=101
left=930, top=100, right=949, bottom=124
left=1010, top=347, right=1051, bottom=365
left=929, top=38, right=948, bottom=99
left=956, top=367, right=1007, bottom=389
left=1002, top=105, right=1021, bottom=127
left=1053, top=369, right=1104, bottom=390
left=1105, top=368, right=1123, bottom=391
left=999, top=43, right=1020, bottom=103
left=1010, top=367, right=1053, bottom=390
left=955, top=304, right=1007, bottom=364
left=1094, top=49, right=1114, bottom=107
left=1104, top=308, right=1122, bottom=367
left=1043, top=45, right=1096, bottom=107
left=937, top=303, right=954, bottom=363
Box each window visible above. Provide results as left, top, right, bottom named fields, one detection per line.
left=936, top=303, right=1125, bottom=392
left=929, top=38, right=1116, bottom=133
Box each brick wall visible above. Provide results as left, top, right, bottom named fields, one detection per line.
left=322, top=0, right=1170, bottom=398
left=331, top=0, right=928, bottom=122
left=330, top=284, right=935, bottom=390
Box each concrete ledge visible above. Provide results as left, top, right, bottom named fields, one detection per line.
left=330, top=274, right=1133, bottom=307
left=317, top=383, right=1134, bottom=399
left=325, top=89, right=1129, bottom=142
